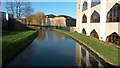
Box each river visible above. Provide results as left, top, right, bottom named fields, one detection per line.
left=6, top=29, right=111, bottom=67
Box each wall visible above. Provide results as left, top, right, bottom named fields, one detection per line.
left=76, top=0, right=120, bottom=41
left=1, top=12, right=8, bottom=28
left=81, top=23, right=87, bottom=32
left=105, top=22, right=119, bottom=37
left=81, top=22, right=120, bottom=40
left=90, top=23, right=100, bottom=37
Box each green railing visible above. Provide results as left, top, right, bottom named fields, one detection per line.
left=55, top=26, right=70, bottom=31
left=29, top=24, right=70, bottom=31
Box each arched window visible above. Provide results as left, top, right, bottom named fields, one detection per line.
left=91, top=11, right=100, bottom=23
left=82, top=1, right=88, bottom=11
left=82, top=14, right=87, bottom=23
left=91, top=0, right=100, bottom=7
left=90, top=29, right=99, bottom=39
left=107, top=3, right=120, bottom=22
left=106, top=32, right=120, bottom=46
left=82, top=28, right=86, bottom=35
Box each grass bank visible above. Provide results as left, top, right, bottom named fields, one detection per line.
left=56, top=29, right=120, bottom=66
left=2, top=30, right=37, bottom=66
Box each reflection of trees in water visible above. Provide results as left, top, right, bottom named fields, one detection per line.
left=48, top=31, right=66, bottom=41
left=36, top=30, right=66, bottom=41
left=37, top=30, right=46, bottom=41
left=53, top=33, right=65, bottom=41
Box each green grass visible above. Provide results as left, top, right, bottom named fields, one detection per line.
left=2, top=30, right=37, bottom=64
left=58, top=30, right=120, bottom=66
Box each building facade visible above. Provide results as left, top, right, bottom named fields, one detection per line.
left=53, top=17, right=66, bottom=26
left=45, top=14, right=56, bottom=26
left=76, top=0, right=120, bottom=46
left=45, top=14, right=76, bottom=27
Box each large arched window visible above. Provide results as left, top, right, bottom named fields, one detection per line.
left=91, top=0, right=100, bottom=7
left=91, top=11, right=100, bottom=23
left=82, top=28, right=86, bottom=35
left=90, top=29, right=99, bottom=39
left=106, top=32, right=120, bottom=46
left=82, top=14, right=87, bottom=23
left=82, top=1, right=88, bottom=11
left=107, top=3, right=120, bottom=22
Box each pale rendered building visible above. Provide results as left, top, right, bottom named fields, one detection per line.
left=45, top=14, right=76, bottom=27
left=76, top=0, right=120, bottom=46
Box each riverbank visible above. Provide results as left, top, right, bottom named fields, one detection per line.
left=2, top=30, right=37, bottom=66
left=55, top=29, right=120, bottom=66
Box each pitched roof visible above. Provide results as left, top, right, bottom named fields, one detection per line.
left=57, top=15, right=75, bottom=19
left=45, top=14, right=56, bottom=18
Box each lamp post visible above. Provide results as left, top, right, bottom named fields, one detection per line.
left=68, top=17, right=70, bottom=31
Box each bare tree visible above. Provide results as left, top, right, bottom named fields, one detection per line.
left=26, top=12, right=45, bottom=26
left=5, top=0, right=33, bottom=18
left=24, top=2, right=33, bottom=17
left=34, top=12, right=45, bottom=26
left=5, top=2, right=15, bottom=16
left=26, top=14, right=34, bottom=26
left=25, top=2, right=34, bottom=26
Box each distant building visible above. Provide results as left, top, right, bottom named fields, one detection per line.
left=45, top=14, right=56, bottom=26
left=57, top=15, right=76, bottom=27
left=53, top=16, right=66, bottom=26
left=16, top=18, right=27, bottom=24
left=45, top=14, right=76, bottom=27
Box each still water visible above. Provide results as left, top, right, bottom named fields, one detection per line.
left=7, top=29, right=110, bottom=67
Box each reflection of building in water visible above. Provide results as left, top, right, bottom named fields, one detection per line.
left=36, top=30, right=46, bottom=41
left=76, top=42, right=82, bottom=66
left=47, top=31, right=66, bottom=41
left=76, top=42, right=103, bottom=67
left=53, top=32, right=66, bottom=41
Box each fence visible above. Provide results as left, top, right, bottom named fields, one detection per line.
left=29, top=25, right=70, bottom=31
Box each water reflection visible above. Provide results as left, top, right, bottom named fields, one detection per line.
left=36, top=29, right=66, bottom=42
left=6, top=29, right=111, bottom=67
left=7, top=30, right=76, bottom=66
left=36, top=29, right=46, bottom=41
left=76, top=42, right=103, bottom=67
left=46, top=30, right=66, bottom=41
